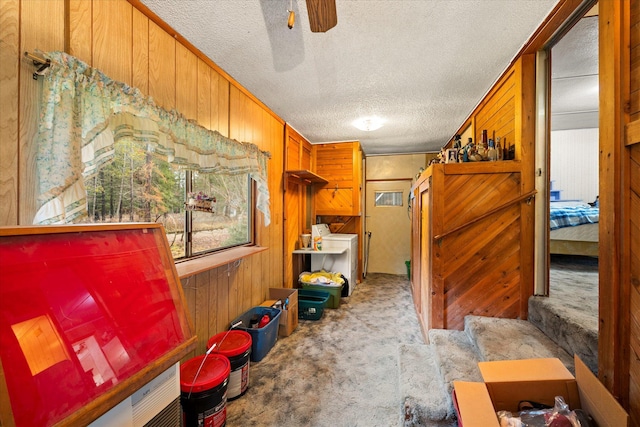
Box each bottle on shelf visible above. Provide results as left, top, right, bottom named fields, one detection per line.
left=496, top=137, right=503, bottom=161
left=487, top=139, right=497, bottom=161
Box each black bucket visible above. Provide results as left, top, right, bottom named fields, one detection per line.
left=207, top=330, right=252, bottom=400
left=180, top=354, right=231, bottom=427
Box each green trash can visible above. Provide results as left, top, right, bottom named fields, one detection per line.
left=405, top=260, right=411, bottom=279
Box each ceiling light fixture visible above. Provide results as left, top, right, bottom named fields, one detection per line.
left=287, top=0, right=295, bottom=29
left=353, top=116, right=385, bottom=132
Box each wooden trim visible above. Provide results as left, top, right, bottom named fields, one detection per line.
left=430, top=165, right=445, bottom=330
left=0, top=222, right=160, bottom=236
left=598, top=0, right=625, bottom=399
left=127, top=0, right=284, bottom=125
left=175, top=245, right=269, bottom=278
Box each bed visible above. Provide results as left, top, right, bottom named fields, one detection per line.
left=549, top=201, right=599, bottom=257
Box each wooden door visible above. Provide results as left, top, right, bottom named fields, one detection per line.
left=365, top=180, right=412, bottom=275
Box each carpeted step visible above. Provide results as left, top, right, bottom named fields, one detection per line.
left=399, top=343, right=457, bottom=427
left=528, top=295, right=598, bottom=375
left=428, top=329, right=483, bottom=396
left=464, top=315, right=575, bottom=373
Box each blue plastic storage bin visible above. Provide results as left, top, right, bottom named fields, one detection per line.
left=231, top=307, right=281, bottom=362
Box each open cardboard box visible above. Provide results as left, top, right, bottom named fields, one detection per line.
left=260, top=288, right=298, bottom=337
left=453, top=356, right=629, bottom=427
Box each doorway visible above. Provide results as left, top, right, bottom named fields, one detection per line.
left=365, top=180, right=412, bottom=275
left=534, top=3, right=599, bottom=297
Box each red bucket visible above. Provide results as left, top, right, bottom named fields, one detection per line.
left=208, top=330, right=252, bottom=400
left=180, top=354, right=230, bottom=427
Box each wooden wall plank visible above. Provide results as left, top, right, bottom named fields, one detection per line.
left=148, top=20, right=175, bottom=111
left=0, top=0, right=19, bottom=226
left=19, top=0, right=65, bottom=225
left=93, top=0, right=132, bottom=85
left=68, top=0, right=92, bottom=63
left=132, top=8, right=149, bottom=95
left=175, top=43, right=198, bottom=121
left=210, top=68, right=220, bottom=131
left=599, top=0, right=623, bottom=395
left=197, top=59, right=211, bottom=130
left=218, top=74, right=230, bottom=137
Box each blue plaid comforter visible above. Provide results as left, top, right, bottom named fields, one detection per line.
left=550, top=206, right=599, bottom=230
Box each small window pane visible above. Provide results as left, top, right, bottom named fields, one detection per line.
left=190, top=172, right=251, bottom=256
left=85, top=141, right=186, bottom=257
left=375, top=191, right=403, bottom=207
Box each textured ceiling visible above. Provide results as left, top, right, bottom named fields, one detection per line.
left=550, top=15, right=599, bottom=131
left=140, top=0, right=561, bottom=155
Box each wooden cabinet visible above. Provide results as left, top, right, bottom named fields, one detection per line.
left=411, top=161, right=534, bottom=334
left=314, top=141, right=363, bottom=216
left=285, top=125, right=313, bottom=172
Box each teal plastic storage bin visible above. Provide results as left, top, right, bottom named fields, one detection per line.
left=299, top=282, right=343, bottom=308
left=298, top=289, right=330, bottom=320
left=231, top=307, right=281, bottom=362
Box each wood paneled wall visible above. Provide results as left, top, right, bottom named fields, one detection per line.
left=0, top=0, right=285, bottom=358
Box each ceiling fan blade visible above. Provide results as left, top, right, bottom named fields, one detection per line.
left=306, top=0, right=337, bottom=33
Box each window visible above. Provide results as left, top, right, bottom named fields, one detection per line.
left=85, top=141, right=252, bottom=259
left=374, top=191, right=403, bottom=207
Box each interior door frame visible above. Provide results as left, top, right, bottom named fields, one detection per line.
left=533, top=0, right=599, bottom=297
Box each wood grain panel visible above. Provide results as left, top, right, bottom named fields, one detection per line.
left=0, top=0, right=19, bottom=226
left=315, top=188, right=353, bottom=215
left=599, top=0, right=624, bottom=396
left=176, top=43, right=198, bottom=121
left=215, top=267, right=229, bottom=340
left=287, top=135, right=301, bottom=170
left=414, top=163, right=527, bottom=333
left=148, top=20, right=175, bottom=110
left=443, top=172, right=520, bottom=232
left=197, top=59, right=211, bottom=129
left=630, top=143, right=640, bottom=425
left=19, top=0, right=65, bottom=225
left=194, top=270, right=210, bottom=354
left=217, top=73, right=230, bottom=137
left=68, top=0, right=92, bottom=63
left=271, top=115, right=285, bottom=287
left=442, top=205, right=521, bottom=330
left=229, top=85, right=241, bottom=141
left=132, top=8, right=149, bottom=95
left=475, top=70, right=516, bottom=136
left=93, top=0, right=132, bottom=85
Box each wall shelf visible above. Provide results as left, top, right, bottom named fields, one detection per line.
left=285, top=170, right=328, bottom=184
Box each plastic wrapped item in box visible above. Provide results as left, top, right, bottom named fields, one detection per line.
left=298, top=289, right=330, bottom=320
left=231, top=307, right=281, bottom=362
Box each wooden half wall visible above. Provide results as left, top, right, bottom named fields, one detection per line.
left=0, top=0, right=286, bottom=357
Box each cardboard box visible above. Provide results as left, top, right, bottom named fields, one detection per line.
left=453, top=356, right=629, bottom=427
left=260, top=288, right=298, bottom=337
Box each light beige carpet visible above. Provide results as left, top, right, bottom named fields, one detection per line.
left=226, top=273, right=430, bottom=426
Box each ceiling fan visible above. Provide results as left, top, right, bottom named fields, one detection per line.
left=306, top=0, right=337, bottom=32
